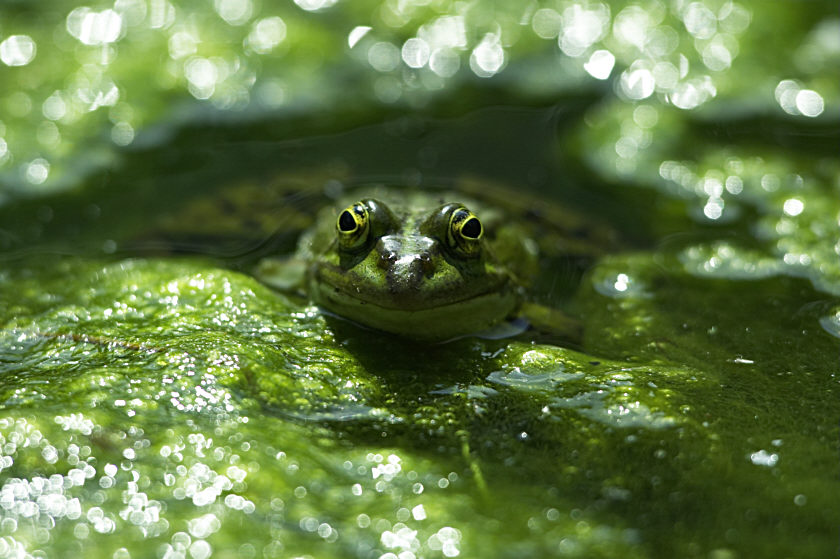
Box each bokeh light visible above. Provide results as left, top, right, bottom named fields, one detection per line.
left=0, top=36, right=37, bottom=66
left=0, top=0, right=832, bottom=204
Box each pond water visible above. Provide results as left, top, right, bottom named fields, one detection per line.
left=0, top=1, right=838, bottom=558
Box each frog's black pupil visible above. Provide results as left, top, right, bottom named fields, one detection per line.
left=338, top=210, right=357, bottom=232
left=461, top=217, right=481, bottom=239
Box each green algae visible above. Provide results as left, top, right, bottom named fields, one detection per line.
left=0, top=257, right=663, bottom=558
left=0, top=246, right=836, bottom=557
left=0, top=0, right=838, bottom=557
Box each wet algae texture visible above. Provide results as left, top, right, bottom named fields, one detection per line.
left=0, top=0, right=839, bottom=557
left=0, top=209, right=837, bottom=558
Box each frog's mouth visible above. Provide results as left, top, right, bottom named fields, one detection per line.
left=309, top=267, right=520, bottom=341
left=310, top=261, right=514, bottom=311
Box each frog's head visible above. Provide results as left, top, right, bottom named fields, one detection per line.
left=308, top=198, right=519, bottom=341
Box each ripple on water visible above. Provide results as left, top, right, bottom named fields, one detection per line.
left=818, top=309, right=840, bottom=338
left=550, top=388, right=678, bottom=430
left=680, top=241, right=782, bottom=279
left=488, top=345, right=687, bottom=430
left=486, top=366, right=584, bottom=392
left=590, top=265, right=651, bottom=299
left=486, top=348, right=586, bottom=392
left=681, top=238, right=840, bottom=297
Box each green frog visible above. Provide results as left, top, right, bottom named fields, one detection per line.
left=255, top=182, right=613, bottom=342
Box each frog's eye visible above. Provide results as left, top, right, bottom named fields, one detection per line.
left=335, top=199, right=397, bottom=252
left=336, top=202, right=370, bottom=250
left=448, top=206, right=483, bottom=256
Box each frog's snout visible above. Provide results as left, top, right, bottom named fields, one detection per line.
left=380, top=250, right=436, bottom=276
left=376, top=234, right=439, bottom=290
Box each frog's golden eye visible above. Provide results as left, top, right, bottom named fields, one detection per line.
left=448, top=206, right=483, bottom=256
left=336, top=202, right=369, bottom=250
left=335, top=199, right=398, bottom=254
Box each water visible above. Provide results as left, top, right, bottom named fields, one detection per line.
left=0, top=1, right=838, bottom=557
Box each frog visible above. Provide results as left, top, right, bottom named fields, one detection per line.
left=254, top=181, right=616, bottom=342
left=127, top=172, right=616, bottom=342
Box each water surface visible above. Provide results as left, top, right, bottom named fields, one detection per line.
left=0, top=1, right=837, bottom=557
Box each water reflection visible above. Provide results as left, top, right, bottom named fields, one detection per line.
left=66, top=8, right=123, bottom=46
left=469, top=32, right=505, bottom=78
left=215, top=0, right=253, bottom=26
left=246, top=17, right=287, bottom=54
left=558, top=3, right=610, bottom=57
left=776, top=80, right=825, bottom=118
left=1, top=0, right=813, bottom=197
left=0, top=36, right=36, bottom=67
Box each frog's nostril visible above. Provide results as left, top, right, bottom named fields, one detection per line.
left=377, top=251, right=398, bottom=269
left=418, top=253, right=435, bottom=278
